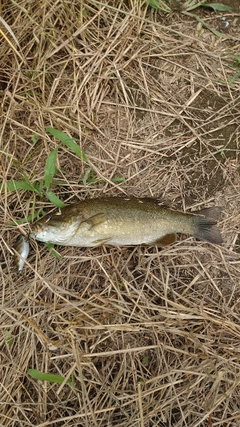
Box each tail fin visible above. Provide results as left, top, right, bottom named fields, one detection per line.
left=193, top=207, right=223, bottom=244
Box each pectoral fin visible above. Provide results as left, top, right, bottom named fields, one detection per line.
left=92, top=237, right=112, bottom=246
left=81, top=213, right=106, bottom=229
left=153, top=233, right=177, bottom=247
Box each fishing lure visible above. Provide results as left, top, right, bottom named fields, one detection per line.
left=13, top=235, right=30, bottom=272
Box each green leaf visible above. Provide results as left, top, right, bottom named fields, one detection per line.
left=22, top=172, right=38, bottom=188
left=46, top=127, right=74, bottom=143
left=185, top=11, right=225, bottom=37
left=28, top=369, right=72, bottom=384
left=201, top=3, right=233, bottom=11
left=4, top=330, right=13, bottom=345
left=8, top=208, right=45, bottom=225
left=45, top=243, right=62, bottom=260
left=148, top=0, right=171, bottom=12
left=31, top=133, right=41, bottom=143
left=229, top=70, right=240, bottom=86
left=110, top=177, right=126, bottom=183
left=46, top=127, right=89, bottom=162
left=149, top=0, right=160, bottom=8
left=45, top=190, right=65, bottom=208
left=2, top=180, right=40, bottom=193
left=44, top=147, right=58, bottom=190
left=197, top=17, right=224, bottom=37
left=35, top=179, right=44, bottom=194
left=8, top=209, right=46, bottom=226
left=229, top=53, right=240, bottom=66
left=82, top=167, right=95, bottom=185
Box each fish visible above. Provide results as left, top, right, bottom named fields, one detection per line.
left=29, top=197, right=223, bottom=248
left=13, top=235, right=30, bottom=272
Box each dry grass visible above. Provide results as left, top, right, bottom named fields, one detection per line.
left=1, top=0, right=240, bottom=426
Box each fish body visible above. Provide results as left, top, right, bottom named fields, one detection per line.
left=13, top=235, right=30, bottom=272
left=30, top=197, right=223, bottom=247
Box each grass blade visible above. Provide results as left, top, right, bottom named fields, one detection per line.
left=2, top=180, right=40, bottom=193
left=148, top=0, right=171, bottom=12
left=44, top=147, right=58, bottom=190
left=45, top=243, right=62, bottom=260
left=200, top=3, right=233, bottom=12
left=8, top=209, right=45, bottom=226
left=46, top=127, right=89, bottom=162
left=184, top=11, right=225, bottom=37
left=45, top=190, right=65, bottom=208
left=28, top=369, right=72, bottom=385
left=229, top=70, right=240, bottom=86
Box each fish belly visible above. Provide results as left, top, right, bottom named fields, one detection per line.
left=66, top=216, right=172, bottom=247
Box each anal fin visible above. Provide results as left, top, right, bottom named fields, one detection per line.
left=152, top=233, right=176, bottom=247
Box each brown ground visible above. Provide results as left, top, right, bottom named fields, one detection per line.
left=1, top=1, right=240, bottom=426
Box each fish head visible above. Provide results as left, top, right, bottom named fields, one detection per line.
left=30, top=212, right=81, bottom=245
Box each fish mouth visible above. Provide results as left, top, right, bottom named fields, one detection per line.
left=29, top=223, right=45, bottom=240
left=29, top=218, right=81, bottom=245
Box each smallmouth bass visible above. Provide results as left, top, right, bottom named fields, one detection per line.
left=30, top=197, right=223, bottom=247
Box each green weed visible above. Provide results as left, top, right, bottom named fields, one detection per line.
left=149, top=1, right=232, bottom=37
left=2, top=127, right=125, bottom=236
left=45, top=243, right=62, bottom=260
left=228, top=54, right=240, bottom=86
left=2, top=128, right=125, bottom=215
left=28, top=369, right=74, bottom=386
left=4, top=330, right=13, bottom=345
left=1, top=128, right=91, bottom=212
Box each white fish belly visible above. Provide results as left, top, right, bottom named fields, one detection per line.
left=66, top=219, right=172, bottom=247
